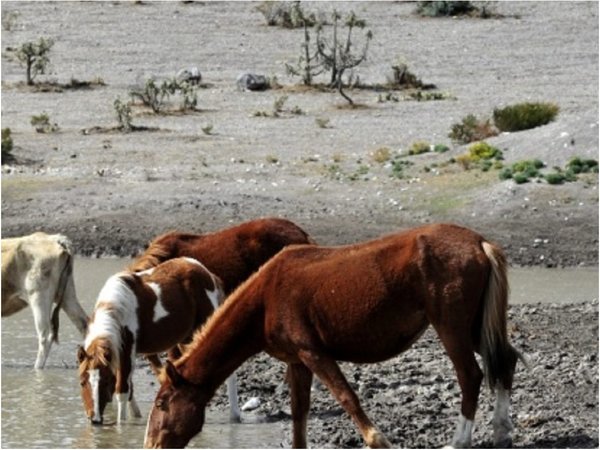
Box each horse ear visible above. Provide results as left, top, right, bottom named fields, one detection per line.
left=77, top=345, right=87, bottom=363
left=165, top=360, right=185, bottom=387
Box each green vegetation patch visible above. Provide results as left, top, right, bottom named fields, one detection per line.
left=493, top=102, right=559, bottom=132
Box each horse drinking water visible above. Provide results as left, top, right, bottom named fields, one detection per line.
left=77, top=257, right=240, bottom=424
left=144, top=224, right=524, bottom=448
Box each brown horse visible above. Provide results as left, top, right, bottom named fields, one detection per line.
left=77, top=257, right=240, bottom=425
left=144, top=224, right=524, bottom=449
left=128, top=217, right=314, bottom=293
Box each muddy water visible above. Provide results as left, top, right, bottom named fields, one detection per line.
left=2, top=258, right=598, bottom=448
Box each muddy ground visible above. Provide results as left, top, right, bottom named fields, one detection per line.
left=1, top=2, right=598, bottom=449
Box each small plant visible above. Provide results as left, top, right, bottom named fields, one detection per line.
left=2, top=128, right=15, bottom=163
left=390, top=158, right=414, bottom=179
left=449, top=114, right=498, bottom=144
left=415, top=1, right=476, bottom=17
left=315, top=117, right=331, bottom=128
left=2, top=11, right=19, bottom=31
left=371, top=147, right=392, bottom=163
left=130, top=77, right=198, bottom=113
left=114, top=97, right=133, bottom=132
left=566, top=157, right=598, bottom=174
left=285, top=7, right=325, bottom=85
left=408, top=140, right=431, bottom=155
left=201, top=123, right=214, bottom=135
left=467, top=141, right=503, bottom=161
left=316, top=10, right=373, bottom=105
left=30, top=113, right=59, bottom=133
left=12, top=37, right=54, bottom=85
left=273, top=95, right=288, bottom=116
left=493, top=102, right=559, bottom=132
left=256, top=1, right=317, bottom=28
left=433, top=144, right=450, bottom=153
left=266, top=154, right=279, bottom=164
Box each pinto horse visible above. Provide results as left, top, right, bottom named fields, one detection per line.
left=77, top=257, right=240, bottom=425
left=144, top=224, right=524, bottom=449
left=128, top=217, right=314, bottom=294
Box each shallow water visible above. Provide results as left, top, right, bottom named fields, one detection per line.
left=1, top=258, right=597, bottom=448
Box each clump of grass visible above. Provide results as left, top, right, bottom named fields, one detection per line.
left=408, top=140, right=431, bottom=155
left=433, top=143, right=450, bottom=153
left=493, top=102, right=559, bottom=132
left=455, top=141, right=503, bottom=170
left=30, top=113, right=59, bottom=133
left=390, top=157, right=414, bottom=179
left=498, top=156, right=597, bottom=185
left=114, top=97, right=133, bottom=132
left=2, top=128, right=15, bottom=164
left=449, top=114, right=498, bottom=144
left=566, top=157, right=598, bottom=174
left=415, top=1, right=476, bottom=17
left=315, top=117, right=331, bottom=128
left=371, top=147, right=392, bottom=163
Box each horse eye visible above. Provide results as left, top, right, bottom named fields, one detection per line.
left=156, top=398, right=166, bottom=410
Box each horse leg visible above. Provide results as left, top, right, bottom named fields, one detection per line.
left=434, top=328, right=483, bottom=448
left=492, top=383, right=514, bottom=447
left=129, top=385, right=142, bottom=419
left=226, top=371, right=241, bottom=423
left=288, top=362, right=313, bottom=448
left=297, top=350, right=391, bottom=448
left=29, top=292, right=53, bottom=370
left=59, top=276, right=88, bottom=336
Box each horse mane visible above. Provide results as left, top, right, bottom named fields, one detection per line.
left=84, top=273, right=137, bottom=372
left=128, top=231, right=182, bottom=271
left=171, top=253, right=276, bottom=373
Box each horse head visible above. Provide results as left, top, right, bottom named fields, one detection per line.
left=77, top=341, right=116, bottom=425
left=144, top=361, right=208, bottom=448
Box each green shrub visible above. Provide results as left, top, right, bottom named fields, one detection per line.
left=433, top=144, right=450, bottom=153
left=408, top=140, right=431, bottom=155
left=513, top=173, right=530, bottom=184
left=566, top=157, right=598, bottom=174
left=415, top=1, right=475, bottom=17
left=545, top=172, right=566, bottom=185
left=2, top=128, right=14, bottom=163
left=467, top=141, right=502, bottom=161
left=30, top=113, right=58, bottom=133
left=449, top=114, right=498, bottom=144
left=13, top=37, right=54, bottom=85
left=493, top=102, right=559, bottom=132
left=498, top=168, right=513, bottom=180
left=114, top=97, right=133, bottom=132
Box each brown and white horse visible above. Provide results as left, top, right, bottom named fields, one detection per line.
left=144, top=224, right=524, bottom=449
left=129, top=217, right=315, bottom=294
left=77, top=257, right=240, bottom=425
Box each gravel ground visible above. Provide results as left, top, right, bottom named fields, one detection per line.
left=207, top=302, right=599, bottom=449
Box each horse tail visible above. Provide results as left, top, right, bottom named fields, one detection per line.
left=51, top=238, right=74, bottom=344
left=479, top=241, right=524, bottom=391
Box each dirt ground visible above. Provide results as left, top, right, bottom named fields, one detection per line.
left=0, top=3, right=598, bottom=449
left=0, top=1, right=598, bottom=267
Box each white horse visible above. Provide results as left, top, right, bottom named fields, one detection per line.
left=2, top=232, right=88, bottom=369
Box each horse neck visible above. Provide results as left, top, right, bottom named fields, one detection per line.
left=177, top=279, right=265, bottom=393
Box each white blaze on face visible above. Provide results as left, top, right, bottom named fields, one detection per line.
left=148, top=282, right=169, bottom=323
left=89, top=369, right=101, bottom=422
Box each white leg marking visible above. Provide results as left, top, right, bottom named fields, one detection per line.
left=450, top=414, right=474, bottom=448
left=116, top=392, right=129, bottom=423
left=89, top=369, right=102, bottom=422
left=226, top=372, right=242, bottom=422
left=493, top=384, right=513, bottom=446
left=147, top=282, right=169, bottom=322
left=365, top=426, right=392, bottom=448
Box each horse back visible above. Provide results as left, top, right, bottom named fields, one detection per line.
left=130, top=258, right=224, bottom=354
left=259, top=224, right=493, bottom=363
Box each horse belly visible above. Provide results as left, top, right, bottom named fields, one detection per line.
left=136, top=317, right=195, bottom=355
left=317, top=307, right=429, bottom=363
